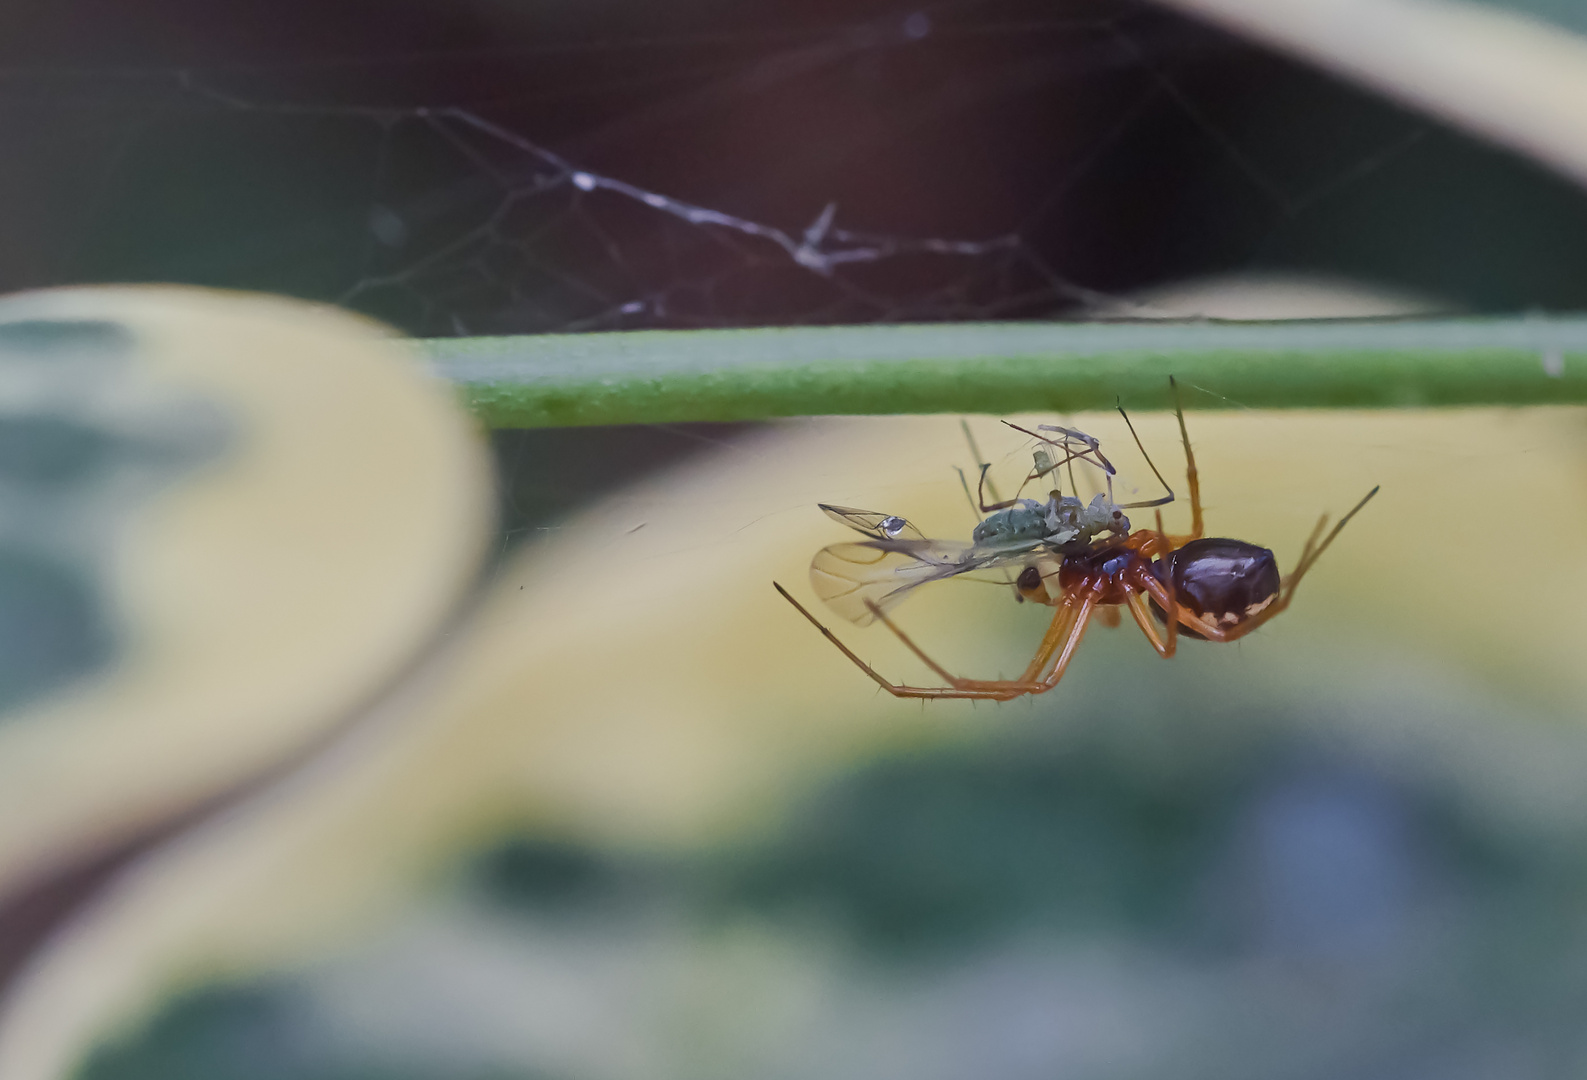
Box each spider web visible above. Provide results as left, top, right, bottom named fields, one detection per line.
left=328, top=103, right=1071, bottom=334
left=164, top=21, right=1126, bottom=336
left=7, top=0, right=1583, bottom=556
left=0, top=0, right=1492, bottom=339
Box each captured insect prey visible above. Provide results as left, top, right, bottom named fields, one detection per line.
left=774, top=381, right=1379, bottom=702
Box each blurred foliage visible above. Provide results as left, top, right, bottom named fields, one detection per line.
left=79, top=676, right=1587, bottom=1078
left=76, top=984, right=546, bottom=1080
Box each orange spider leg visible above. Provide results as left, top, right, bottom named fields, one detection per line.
left=776, top=583, right=1044, bottom=700
left=1031, top=595, right=1097, bottom=690
left=1124, top=592, right=1173, bottom=657
left=1276, top=483, right=1378, bottom=600
left=859, top=597, right=1007, bottom=684
left=775, top=582, right=1103, bottom=700
left=1125, top=510, right=1180, bottom=658
left=1016, top=597, right=1085, bottom=681
left=862, top=593, right=1084, bottom=691
left=1124, top=504, right=1184, bottom=562
left=1156, top=509, right=1179, bottom=657
left=1169, top=376, right=1203, bottom=543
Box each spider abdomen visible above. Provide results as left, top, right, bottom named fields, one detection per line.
left=1160, top=537, right=1280, bottom=628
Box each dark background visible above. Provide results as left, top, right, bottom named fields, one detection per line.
left=3, top=0, right=1586, bottom=338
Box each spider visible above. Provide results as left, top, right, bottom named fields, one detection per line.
left=773, top=382, right=1378, bottom=701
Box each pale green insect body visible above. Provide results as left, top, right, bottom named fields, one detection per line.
left=970, top=493, right=1130, bottom=556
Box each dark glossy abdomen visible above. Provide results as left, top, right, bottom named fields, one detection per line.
left=1160, top=538, right=1280, bottom=627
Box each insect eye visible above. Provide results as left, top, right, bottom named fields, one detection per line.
left=1017, top=566, right=1041, bottom=590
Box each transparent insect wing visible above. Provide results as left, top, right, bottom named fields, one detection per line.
left=818, top=503, right=925, bottom=541
left=809, top=537, right=987, bottom=624
left=1037, top=423, right=1097, bottom=449
left=1033, top=424, right=1114, bottom=474
left=1003, top=420, right=1116, bottom=484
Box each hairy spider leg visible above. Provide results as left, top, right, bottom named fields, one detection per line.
left=1160, top=515, right=1181, bottom=655
left=1123, top=512, right=1181, bottom=657
left=1033, top=594, right=1097, bottom=690
left=773, top=582, right=1099, bottom=700
left=863, top=594, right=1085, bottom=688
left=877, top=594, right=1095, bottom=691
left=1170, top=376, right=1203, bottom=541
left=862, top=598, right=1001, bottom=684
left=1288, top=514, right=1333, bottom=592
left=1125, top=591, right=1172, bottom=656
left=1019, top=595, right=1088, bottom=682
left=776, top=582, right=1046, bottom=699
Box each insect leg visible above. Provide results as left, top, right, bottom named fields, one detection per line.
left=976, top=463, right=1026, bottom=513
left=1115, top=400, right=1176, bottom=511
left=960, top=419, right=1004, bottom=505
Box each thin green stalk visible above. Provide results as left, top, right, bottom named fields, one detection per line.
left=423, top=317, right=1587, bottom=428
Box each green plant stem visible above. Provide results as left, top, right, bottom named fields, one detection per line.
left=424, top=317, right=1587, bottom=428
